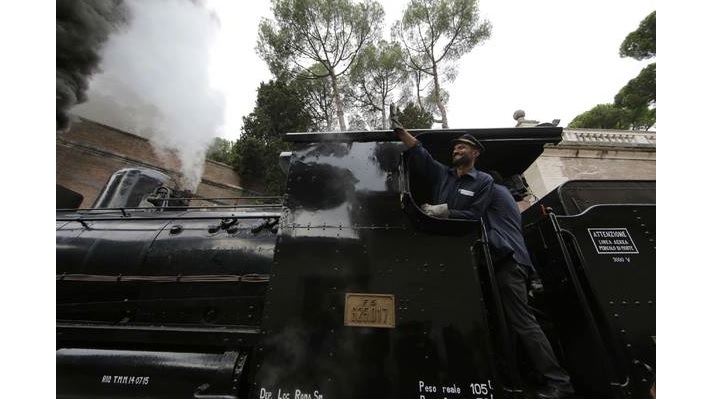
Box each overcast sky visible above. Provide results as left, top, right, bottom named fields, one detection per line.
left=2, top=3, right=712, bottom=396
left=206, top=0, right=656, bottom=139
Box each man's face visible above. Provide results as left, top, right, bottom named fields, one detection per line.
left=452, top=143, right=479, bottom=167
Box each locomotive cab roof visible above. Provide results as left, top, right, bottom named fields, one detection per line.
left=283, top=126, right=564, bottom=178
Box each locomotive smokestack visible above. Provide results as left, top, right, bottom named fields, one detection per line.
left=56, top=0, right=130, bottom=132
left=92, top=168, right=173, bottom=209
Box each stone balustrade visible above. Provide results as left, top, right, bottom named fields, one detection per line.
left=561, top=128, right=656, bottom=148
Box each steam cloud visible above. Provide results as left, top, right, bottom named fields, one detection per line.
left=68, top=0, right=226, bottom=191
left=56, top=0, right=129, bottom=132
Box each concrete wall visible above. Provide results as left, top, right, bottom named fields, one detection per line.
left=57, top=119, right=248, bottom=208
left=520, top=128, right=656, bottom=209
left=524, top=147, right=656, bottom=201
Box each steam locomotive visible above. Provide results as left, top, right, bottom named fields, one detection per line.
left=56, top=126, right=656, bottom=398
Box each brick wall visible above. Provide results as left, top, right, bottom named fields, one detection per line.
left=57, top=119, right=247, bottom=208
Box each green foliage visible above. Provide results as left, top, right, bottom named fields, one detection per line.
left=258, top=0, right=383, bottom=77
left=206, top=137, right=236, bottom=166
left=257, top=0, right=384, bottom=130
left=396, top=102, right=434, bottom=129
left=399, top=0, right=491, bottom=64
left=347, top=40, right=408, bottom=129
left=568, top=104, right=632, bottom=130
left=569, top=11, right=656, bottom=130
left=294, top=64, right=337, bottom=130
left=234, top=79, right=316, bottom=195
left=620, top=11, right=655, bottom=60
left=615, top=63, right=655, bottom=110
left=393, top=0, right=491, bottom=127
left=569, top=102, right=655, bottom=132
left=627, top=107, right=656, bottom=132
left=615, top=12, right=656, bottom=129
left=242, top=79, right=316, bottom=140
left=232, top=136, right=289, bottom=195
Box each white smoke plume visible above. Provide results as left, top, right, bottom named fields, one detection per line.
left=72, top=0, right=226, bottom=191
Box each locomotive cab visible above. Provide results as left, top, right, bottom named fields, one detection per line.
left=56, top=127, right=655, bottom=399
left=246, top=127, right=566, bottom=398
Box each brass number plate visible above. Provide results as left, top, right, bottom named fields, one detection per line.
left=344, top=293, right=395, bottom=328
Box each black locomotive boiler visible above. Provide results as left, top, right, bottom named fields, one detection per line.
left=56, top=126, right=655, bottom=398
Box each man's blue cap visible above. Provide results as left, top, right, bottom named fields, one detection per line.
left=450, top=133, right=485, bottom=153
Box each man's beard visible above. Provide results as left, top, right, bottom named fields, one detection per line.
left=452, top=154, right=472, bottom=167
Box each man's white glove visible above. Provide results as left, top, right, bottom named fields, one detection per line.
left=420, top=203, right=449, bottom=218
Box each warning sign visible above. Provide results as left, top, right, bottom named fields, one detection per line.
left=588, top=228, right=639, bottom=254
